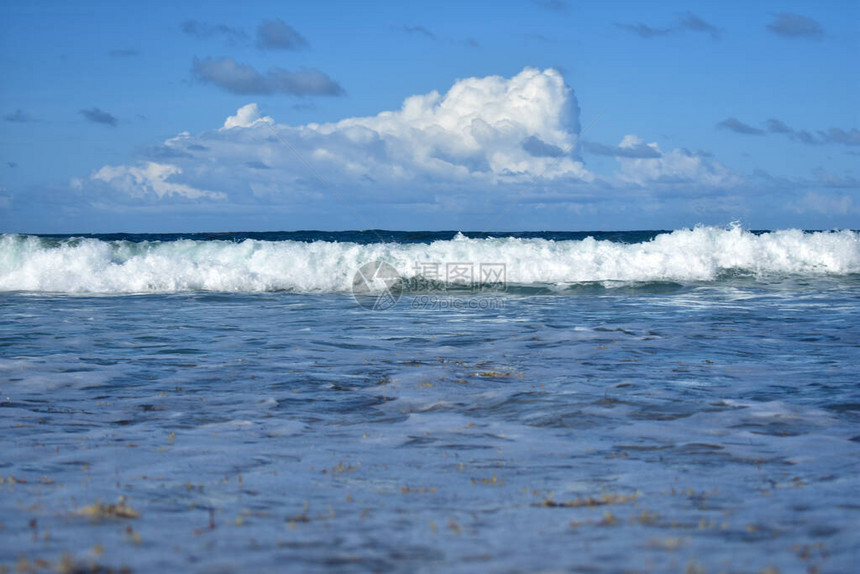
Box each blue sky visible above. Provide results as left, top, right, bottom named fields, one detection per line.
left=1, top=0, right=857, bottom=232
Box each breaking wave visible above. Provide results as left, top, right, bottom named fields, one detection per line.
left=1, top=227, right=858, bottom=294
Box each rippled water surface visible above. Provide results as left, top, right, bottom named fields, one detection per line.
left=2, top=279, right=859, bottom=572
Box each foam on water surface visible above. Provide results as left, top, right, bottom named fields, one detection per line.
left=1, top=226, right=858, bottom=293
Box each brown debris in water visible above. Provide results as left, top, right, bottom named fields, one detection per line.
left=538, top=492, right=639, bottom=508
left=77, top=497, right=140, bottom=520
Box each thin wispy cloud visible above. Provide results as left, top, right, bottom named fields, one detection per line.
left=143, top=145, right=193, bottom=161
left=583, top=140, right=662, bottom=159
left=80, top=107, right=118, bottom=127
left=679, top=11, right=721, bottom=40
left=717, top=118, right=763, bottom=135
left=191, top=57, right=344, bottom=96
left=766, top=118, right=815, bottom=144
left=814, top=168, right=860, bottom=189
left=617, top=12, right=721, bottom=40
left=820, top=128, right=860, bottom=146
left=767, top=13, right=824, bottom=39
left=181, top=20, right=248, bottom=44
left=789, top=190, right=857, bottom=215
left=4, top=109, right=36, bottom=123
left=399, top=25, right=436, bottom=40
left=765, top=118, right=792, bottom=134
left=522, top=136, right=565, bottom=158
left=767, top=119, right=860, bottom=147
left=183, top=18, right=313, bottom=51
left=615, top=23, right=672, bottom=39
left=722, top=116, right=860, bottom=147
left=794, top=131, right=817, bottom=145
left=256, top=18, right=308, bottom=50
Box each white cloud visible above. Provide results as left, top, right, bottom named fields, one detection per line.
left=300, top=66, right=589, bottom=182
left=790, top=192, right=857, bottom=215
left=92, top=162, right=225, bottom=200
left=76, top=67, right=746, bottom=222
left=222, top=103, right=273, bottom=130
left=615, top=135, right=740, bottom=187
left=82, top=68, right=594, bottom=204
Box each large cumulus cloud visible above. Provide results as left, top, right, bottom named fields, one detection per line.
left=82, top=68, right=593, bottom=204
left=67, top=67, right=763, bottom=229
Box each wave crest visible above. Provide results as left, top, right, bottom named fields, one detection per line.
left=1, top=227, right=857, bottom=294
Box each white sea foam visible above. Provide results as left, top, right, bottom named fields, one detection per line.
left=0, top=227, right=857, bottom=294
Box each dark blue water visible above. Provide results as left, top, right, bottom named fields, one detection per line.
left=35, top=230, right=670, bottom=244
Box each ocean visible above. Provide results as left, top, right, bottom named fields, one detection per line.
left=1, top=226, right=859, bottom=573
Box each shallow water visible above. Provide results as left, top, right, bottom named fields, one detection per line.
left=2, top=276, right=859, bottom=572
